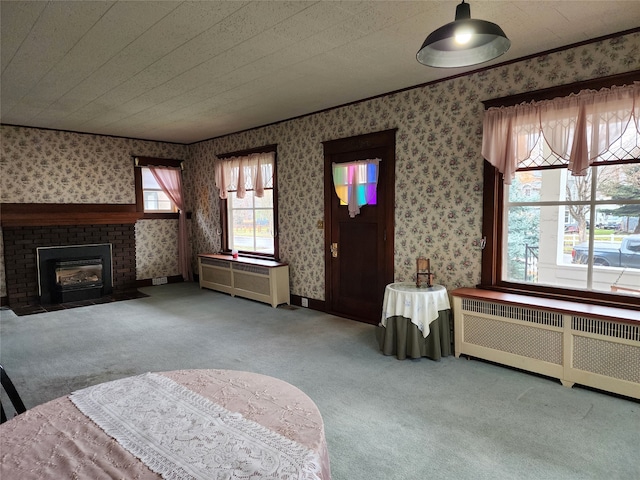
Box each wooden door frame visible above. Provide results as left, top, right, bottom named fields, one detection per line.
left=322, top=129, right=396, bottom=320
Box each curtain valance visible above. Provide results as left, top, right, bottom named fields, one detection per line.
left=332, top=159, right=380, bottom=218
left=215, top=152, right=275, bottom=199
left=482, top=82, right=640, bottom=184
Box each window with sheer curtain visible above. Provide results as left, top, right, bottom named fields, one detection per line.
left=214, top=149, right=278, bottom=258
left=481, top=81, right=640, bottom=306
left=142, top=167, right=177, bottom=212
left=134, top=156, right=192, bottom=282
left=482, top=82, right=639, bottom=183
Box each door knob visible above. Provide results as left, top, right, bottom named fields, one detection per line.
left=330, top=242, right=338, bottom=258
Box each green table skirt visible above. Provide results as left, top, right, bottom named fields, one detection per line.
left=376, top=310, right=452, bottom=360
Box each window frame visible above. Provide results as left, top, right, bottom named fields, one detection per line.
left=480, top=72, right=640, bottom=311
left=217, top=145, right=279, bottom=260
left=134, top=156, right=184, bottom=219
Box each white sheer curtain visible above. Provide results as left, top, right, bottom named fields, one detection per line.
left=332, top=159, right=380, bottom=218
left=214, top=152, right=274, bottom=199
left=482, top=82, right=640, bottom=184
left=149, top=166, right=192, bottom=282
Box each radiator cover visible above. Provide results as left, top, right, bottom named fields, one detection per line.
left=198, top=255, right=290, bottom=308
left=453, top=296, right=640, bottom=400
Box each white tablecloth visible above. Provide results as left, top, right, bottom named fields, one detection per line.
left=380, top=283, right=450, bottom=338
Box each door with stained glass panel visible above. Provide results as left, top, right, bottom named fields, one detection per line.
left=323, top=130, right=395, bottom=324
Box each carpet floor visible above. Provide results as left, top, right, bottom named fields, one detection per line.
left=1, top=282, right=638, bottom=480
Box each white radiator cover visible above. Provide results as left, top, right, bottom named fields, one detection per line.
left=453, top=296, right=640, bottom=400
left=198, top=255, right=290, bottom=308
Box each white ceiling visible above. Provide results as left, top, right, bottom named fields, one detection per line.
left=1, top=1, right=639, bottom=144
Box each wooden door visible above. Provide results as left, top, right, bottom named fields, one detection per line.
left=323, top=130, right=396, bottom=324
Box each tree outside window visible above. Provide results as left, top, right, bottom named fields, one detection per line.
left=599, top=163, right=640, bottom=234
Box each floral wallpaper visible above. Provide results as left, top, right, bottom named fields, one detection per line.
left=0, top=128, right=186, bottom=203
left=2, top=32, right=639, bottom=301
left=135, top=219, right=180, bottom=280
left=186, top=31, right=640, bottom=301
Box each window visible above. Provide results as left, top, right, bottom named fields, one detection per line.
left=503, top=162, right=639, bottom=293
left=227, top=189, right=274, bottom=255
left=215, top=146, right=278, bottom=259
left=134, top=156, right=183, bottom=219
left=142, top=168, right=177, bottom=213
left=481, top=74, right=640, bottom=309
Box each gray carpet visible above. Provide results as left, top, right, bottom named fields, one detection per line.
left=1, top=282, right=638, bottom=480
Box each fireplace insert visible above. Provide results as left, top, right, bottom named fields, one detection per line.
left=54, top=258, right=104, bottom=302
left=37, top=244, right=113, bottom=304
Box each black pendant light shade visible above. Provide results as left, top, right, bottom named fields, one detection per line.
left=417, top=1, right=510, bottom=68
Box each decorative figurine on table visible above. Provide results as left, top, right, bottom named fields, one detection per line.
left=416, top=257, right=435, bottom=288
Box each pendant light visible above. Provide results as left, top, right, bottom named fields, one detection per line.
left=417, top=1, right=510, bottom=68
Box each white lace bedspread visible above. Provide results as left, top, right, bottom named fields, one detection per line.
left=70, top=372, right=322, bottom=480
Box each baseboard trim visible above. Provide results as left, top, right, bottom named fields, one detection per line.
left=136, top=275, right=183, bottom=288
left=290, top=294, right=326, bottom=312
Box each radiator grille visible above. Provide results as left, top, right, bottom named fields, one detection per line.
left=202, top=268, right=231, bottom=287
left=461, top=299, right=563, bottom=327
left=200, top=258, right=230, bottom=268
left=464, top=314, right=563, bottom=364
left=573, top=336, right=640, bottom=383
left=233, top=263, right=269, bottom=276
left=234, top=273, right=270, bottom=295
left=572, top=316, right=640, bottom=342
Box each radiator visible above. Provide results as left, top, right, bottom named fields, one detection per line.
left=452, top=296, right=640, bottom=400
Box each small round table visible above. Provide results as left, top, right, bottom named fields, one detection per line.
left=377, top=283, right=452, bottom=360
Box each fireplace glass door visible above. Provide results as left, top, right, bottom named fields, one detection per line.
left=55, top=259, right=103, bottom=290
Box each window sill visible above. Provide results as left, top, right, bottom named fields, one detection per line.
left=141, top=212, right=191, bottom=220
left=220, top=251, right=278, bottom=262
left=199, top=253, right=287, bottom=268
left=453, top=287, right=639, bottom=324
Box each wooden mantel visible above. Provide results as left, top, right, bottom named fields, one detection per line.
left=0, top=203, right=143, bottom=227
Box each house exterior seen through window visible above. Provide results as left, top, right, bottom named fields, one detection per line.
left=503, top=160, right=640, bottom=296
left=226, top=188, right=275, bottom=255
left=142, top=167, right=177, bottom=213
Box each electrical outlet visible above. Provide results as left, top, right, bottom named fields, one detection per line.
left=317, top=220, right=323, bottom=229
left=301, top=297, right=309, bottom=307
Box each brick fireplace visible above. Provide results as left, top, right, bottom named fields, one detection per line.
left=2, top=204, right=141, bottom=310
